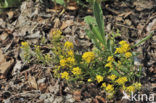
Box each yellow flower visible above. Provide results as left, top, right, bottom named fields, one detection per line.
left=61, top=71, right=69, bottom=80
left=105, top=62, right=113, bottom=68
left=72, top=67, right=82, bottom=75
left=115, top=41, right=130, bottom=54
left=21, top=42, right=29, bottom=46
left=59, top=55, right=64, bottom=59
left=52, top=29, right=62, bottom=36
left=108, top=74, right=117, bottom=81
left=107, top=93, right=114, bottom=99
left=101, top=82, right=106, bottom=88
left=67, top=50, right=74, bottom=57
left=88, top=79, right=92, bottom=82
left=117, top=61, right=121, bottom=66
left=44, top=54, right=51, bottom=62
left=107, top=56, right=114, bottom=62
left=126, top=85, right=135, bottom=93
left=109, top=67, right=113, bottom=71
left=119, top=40, right=128, bottom=45
left=60, top=59, right=66, bottom=67
left=106, top=84, right=114, bottom=92
left=52, top=29, right=62, bottom=40
left=66, top=57, right=76, bottom=65
left=133, top=82, right=142, bottom=90
left=82, top=52, right=95, bottom=63
left=115, top=77, right=128, bottom=85
left=34, top=45, right=40, bottom=52
left=64, top=41, right=74, bottom=49
left=125, top=52, right=132, bottom=58
left=96, top=75, right=103, bottom=83
left=115, top=48, right=120, bottom=54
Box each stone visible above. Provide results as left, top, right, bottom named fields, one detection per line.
left=53, top=96, right=63, bottom=103
left=39, top=94, right=47, bottom=100
left=66, top=94, right=75, bottom=103
left=37, top=78, right=46, bottom=84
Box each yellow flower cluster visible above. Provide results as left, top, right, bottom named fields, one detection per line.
left=44, top=54, right=51, bottom=63
left=61, top=71, right=69, bottom=80
left=88, top=78, right=92, bottom=82
left=82, top=52, right=95, bottom=63
left=52, top=29, right=62, bottom=36
left=107, top=56, right=114, bottom=62
left=59, top=41, right=83, bottom=80
left=115, top=40, right=130, bottom=54
left=101, top=82, right=106, bottom=88
left=21, top=42, right=30, bottom=50
left=115, top=77, right=127, bottom=85
left=125, top=52, right=132, bottom=58
left=101, top=83, right=115, bottom=99
left=117, top=60, right=121, bottom=66
left=51, top=29, right=62, bottom=41
left=67, top=50, right=74, bottom=57
left=105, top=62, right=113, bottom=68
left=105, top=56, right=114, bottom=70
left=126, top=85, right=135, bottom=93
left=64, top=41, right=74, bottom=50
left=107, top=74, right=117, bottom=81
left=123, top=82, right=142, bottom=94
left=133, top=82, right=142, bottom=90
left=96, top=75, right=103, bottom=83
left=106, top=84, right=114, bottom=92
left=34, top=45, right=40, bottom=52
left=60, top=59, right=66, bottom=67
left=60, top=57, right=76, bottom=67
left=67, top=57, right=75, bottom=64
left=72, top=67, right=82, bottom=75
left=21, top=42, right=29, bottom=47
left=59, top=41, right=76, bottom=68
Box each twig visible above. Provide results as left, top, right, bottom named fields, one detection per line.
left=116, top=23, right=138, bottom=31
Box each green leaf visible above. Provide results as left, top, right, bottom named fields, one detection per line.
left=120, top=67, right=129, bottom=73
left=90, top=25, right=104, bottom=44
left=84, top=16, right=97, bottom=25
left=93, top=2, right=105, bottom=37
left=86, top=29, right=101, bottom=49
left=132, top=31, right=154, bottom=48
left=93, top=1, right=106, bottom=48
left=111, top=70, right=120, bottom=76
left=52, top=0, right=64, bottom=5
left=107, top=39, right=111, bottom=51
left=0, top=0, right=21, bottom=8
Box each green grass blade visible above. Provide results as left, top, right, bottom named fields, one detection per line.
left=132, top=31, right=154, bottom=48
left=93, top=1, right=106, bottom=45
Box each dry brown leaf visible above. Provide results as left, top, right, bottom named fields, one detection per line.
left=0, top=49, right=14, bottom=78
left=96, top=96, right=106, bottom=103
left=0, top=32, right=9, bottom=41
left=118, top=11, right=133, bottom=18
left=28, top=75, right=38, bottom=89
left=39, top=83, right=47, bottom=92
left=46, top=8, right=60, bottom=13
left=54, top=18, right=61, bottom=28
left=116, top=16, right=123, bottom=21
left=67, top=1, right=77, bottom=10
left=7, top=11, right=14, bottom=19
left=67, top=6, right=77, bottom=10
left=73, top=90, right=81, bottom=101
left=60, top=20, right=74, bottom=30
left=146, top=19, right=156, bottom=32
left=93, top=98, right=99, bottom=103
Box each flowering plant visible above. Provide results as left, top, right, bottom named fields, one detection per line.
left=82, top=0, right=153, bottom=100
left=20, top=0, right=154, bottom=101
